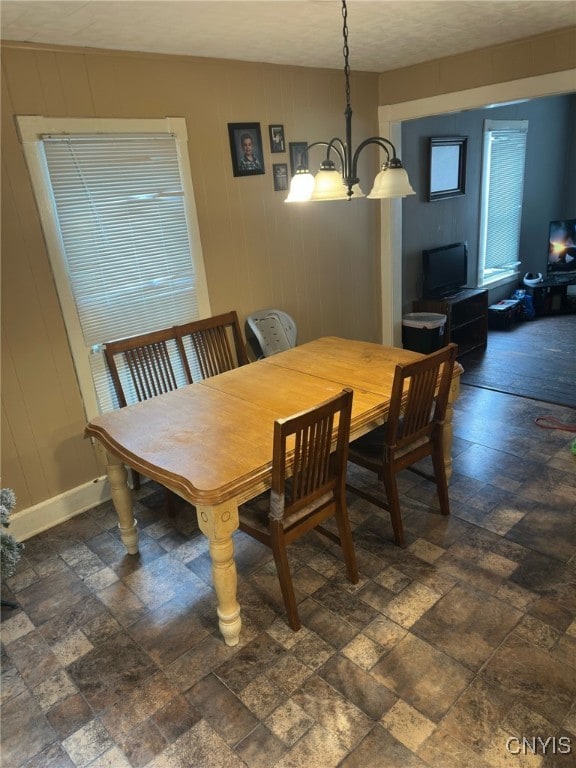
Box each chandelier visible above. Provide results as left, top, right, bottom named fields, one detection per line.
left=286, top=0, right=415, bottom=203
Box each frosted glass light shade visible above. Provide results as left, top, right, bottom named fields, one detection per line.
left=285, top=171, right=315, bottom=202
left=311, top=171, right=365, bottom=201
left=285, top=164, right=370, bottom=202
left=367, top=166, right=415, bottom=199
left=310, top=168, right=349, bottom=201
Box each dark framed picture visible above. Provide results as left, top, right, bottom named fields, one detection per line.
left=289, top=142, right=309, bottom=176
left=428, top=136, right=467, bottom=201
left=269, top=125, right=285, bottom=154
left=228, top=122, right=265, bottom=177
left=272, top=163, right=289, bottom=192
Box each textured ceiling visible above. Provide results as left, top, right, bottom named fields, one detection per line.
left=2, top=0, right=575, bottom=73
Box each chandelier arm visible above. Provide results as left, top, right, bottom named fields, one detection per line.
left=327, top=138, right=347, bottom=170
left=303, top=140, right=346, bottom=171
left=350, top=137, right=397, bottom=183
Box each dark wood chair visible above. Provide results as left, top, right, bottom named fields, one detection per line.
left=103, top=326, right=190, bottom=495
left=104, top=326, right=190, bottom=408
left=175, top=310, right=248, bottom=381
left=346, top=343, right=458, bottom=547
left=238, top=388, right=358, bottom=631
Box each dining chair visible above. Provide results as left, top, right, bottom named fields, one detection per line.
left=346, top=343, right=458, bottom=547
left=245, top=308, right=297, bottom=359
left=175, top=310, right=248, bottom=381
left=238, top=388, right=357, bottom=631
left=104, top=326, right=190, bottom=495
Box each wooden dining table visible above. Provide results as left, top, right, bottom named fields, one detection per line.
left=85, top=336, right=462, bottom=646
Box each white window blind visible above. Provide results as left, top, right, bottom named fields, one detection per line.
left=17, top=117, right=209, bottom=418
left=41, top=133, right=203, bottom=413
left=478, top=120, right=528, bottom=287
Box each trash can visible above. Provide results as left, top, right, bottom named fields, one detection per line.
left=402, top=312, right=447, bottom=353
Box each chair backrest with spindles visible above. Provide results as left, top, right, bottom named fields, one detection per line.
left=175, top=310, right=248, bottom=381
left=272, top=388, right=353, bottom=520
left=385, top=343, right=458, bottom=453
left=104, top=326, right=189, bottom=408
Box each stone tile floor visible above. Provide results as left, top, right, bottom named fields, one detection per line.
left=1, top=385, right=575, bottom=767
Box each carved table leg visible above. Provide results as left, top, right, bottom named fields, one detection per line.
left=444, top=370, right=462, bottom=484
left=196, top=500, right=241, bottom=646
left=106, top=452, right=139, bottom=554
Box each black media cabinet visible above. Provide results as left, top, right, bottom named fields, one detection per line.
left=413, top=288, right=489, bottom=358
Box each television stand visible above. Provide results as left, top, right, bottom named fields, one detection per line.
left=524, top=274, right=576, bottom=315
left=440, top=289, right=468, bottom=301
left=413, top=288, right=489, bottom=358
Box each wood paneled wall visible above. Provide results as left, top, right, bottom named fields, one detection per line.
left=1, top=43, right=380, bottom=515
left=378, top=27, right=576, bottom=104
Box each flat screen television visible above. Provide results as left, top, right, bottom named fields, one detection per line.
left=548, top=219, right=576, bottom=273
left=422, top=241, right=468, bottom=299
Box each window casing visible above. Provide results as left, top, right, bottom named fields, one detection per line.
left=477, top=119, right=528, bottom=288
left=17, top=117, right=210, bottom=418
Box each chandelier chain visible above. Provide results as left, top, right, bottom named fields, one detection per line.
left=342, top=0, right=351, bottom=110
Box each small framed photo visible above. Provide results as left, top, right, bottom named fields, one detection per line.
left=273, top=163, right=289, bottom=192
left=269, top=125, right=285, bottom=154
left=289, top=142, right=309, bottom=176
left=228, top=122, right=265, bottom=177
left=428, top=136, right=467, bottom=201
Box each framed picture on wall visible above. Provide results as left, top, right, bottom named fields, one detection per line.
left=272, top=163, right=289, bottom=191
left=289, top=142, right=309, bottom=176
left=428, top=136, right=467, bottom=201
left=228, top=122, right=265, bottom=177
left=269, top=125, right=285, bottom=153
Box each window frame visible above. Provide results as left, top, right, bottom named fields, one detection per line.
left=17, top=116, right=210, bottom=419
left=477, top=119, right=528, bottom=289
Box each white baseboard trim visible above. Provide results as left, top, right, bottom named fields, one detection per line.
left=9, top=476, right=112, bottom=542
